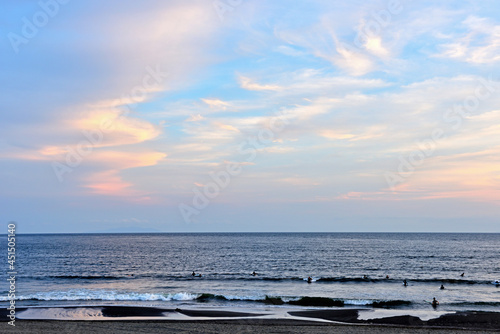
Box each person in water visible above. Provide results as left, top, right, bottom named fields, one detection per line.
left=191, top=271, right=195, bottom=276
left=403, top=279, right=408, bottom=286
left=363, top=275, right=368, bottom=279
left=386, top=275, right=390, bottom=279
left=432, top=297, right=439, bottom=307
left=460, top=272, right=465, bottom=277
left=197, top=274, right=202, bottom=277
left=307, top=276, right=312, bottom=283
left=440, top=284, right=445, bottom=290
left=251, top=271, right=257, bottom=276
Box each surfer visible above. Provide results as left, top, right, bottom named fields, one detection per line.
left=440, top=284, right=445, bottom=290
left=191, top=271, right=196, bottom=276
left=460, top=272, right=465, bottom=277
left=363, top=275, right=368, bottom=279
left=403, top=279, right=408, bottom=286
left=251, top=271, right=257, bottom=276
left=386, top=275, right=390, bottom=279
left=307, top=276, right=312, bottom=283
left=431, top=297, right=439, bottom=307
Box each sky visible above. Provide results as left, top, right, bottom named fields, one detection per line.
left=1, top=0, right=500, bottom=233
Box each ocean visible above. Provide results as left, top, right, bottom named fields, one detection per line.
left=2, top=233, right=499, bottom=313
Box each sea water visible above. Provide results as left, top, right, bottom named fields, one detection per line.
left=1, top=233, right=499, bottom=312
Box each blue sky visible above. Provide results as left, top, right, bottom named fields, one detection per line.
left=2, top=0, right=500, bottom=233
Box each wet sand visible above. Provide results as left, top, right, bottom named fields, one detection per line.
left=2, top=306, right=499, bottom=333
left=289, top=309, right=500, bottom=330
left=2, top=319, right=499, bottom=334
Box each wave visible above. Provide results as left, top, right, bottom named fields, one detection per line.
left=410, top=278, right=490, bottom=285
left=286, top=297, right=411, bottom=308
left=317, top=277, right=382, bottom=283
left=449, top=301, right=500, bottom=307
left=0, top=289, right=412, bottom=309
left=0, top=290, right=199, bottom=302
left=288, top=297, right=344, bottom=307
left=4, top=290, right=496, bottom=310
left=316, top=277, right=493, bottom=285
left=18, top=275, right=132, bottom=281
left=12, top=274, right=494, bottom=285
left=51, top=275, right=125, bottom=280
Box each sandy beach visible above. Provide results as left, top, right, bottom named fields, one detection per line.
left=2, top=306, right=499, bottom=333
left=2, top=319, right=499, bottom=334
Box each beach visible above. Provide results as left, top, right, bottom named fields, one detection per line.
left=2, top=319, right=498, bottom=334
left=2, top=306, right=499, bottom=333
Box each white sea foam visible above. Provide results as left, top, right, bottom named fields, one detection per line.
left=344, top=299, right=372, bottom=306
left=222, top=294, right=265, bottom=301
left=0, top=290, right=199, bottom=302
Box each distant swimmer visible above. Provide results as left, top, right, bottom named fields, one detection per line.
left=460, top=272, right=465, bottom=277
left=307, top=276, right=312, bottom=283
left=251, top=271, right=257, bottom=276
left=197, top=274, right=202, bottom=278
left=431, top=297, right=439, bottom=307
left=403, top=279, right=408, bottom=287
left=363, top=275, right=368, bottom=279
left=440, top=284, right=445, bottom=290
left=386, top=275, right=390, bottom=279
left=192, top=271, right=196, bottom=276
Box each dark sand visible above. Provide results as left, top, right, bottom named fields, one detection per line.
left=2, top=307, right=499, bottom=333
left=175, top=309, right=266, bottom=318
left=290, top=309, right=500, bottom=330
left=2, top=320, right=499, bottom=334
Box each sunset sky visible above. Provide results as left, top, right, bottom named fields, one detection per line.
left=2, top=0, right=500, bottom=233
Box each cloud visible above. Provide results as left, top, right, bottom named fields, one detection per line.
left=186, top=114, right=205, bottom=122
left=4, top=0, right=500, bottom=231
left=223, top=160, right=254, bottom=166
left=258, top=146, right=295, bottom=154
left=83, top=151, right=166, bottom=197
left=239, top=76, right=282, bottom=91
left=276, top=177, right=320, bottom=186
left=84, top=170, right=134, bottom=196
left=333, top=41, right=375, bottom=76
left=173, top=143, right=213, bottom=152
left=319, top=130, right=355, bottom=140
left=436, top=16, right=500, bottom=64
left=72, top=109, right=162, bottom=147
left=386, top=147, right=500, bottom=203
left=274, top=16, right=377, bottom=75
left=214, top=122, right=240, bottom=132
left=363, top=36, right=390, bottom=58
left=201, top=98, right=231, bottom=110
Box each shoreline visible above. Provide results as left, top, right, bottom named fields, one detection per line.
left=2, top=305, right=499, bottom=332
left=1, top=319, right=498, bottom=334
